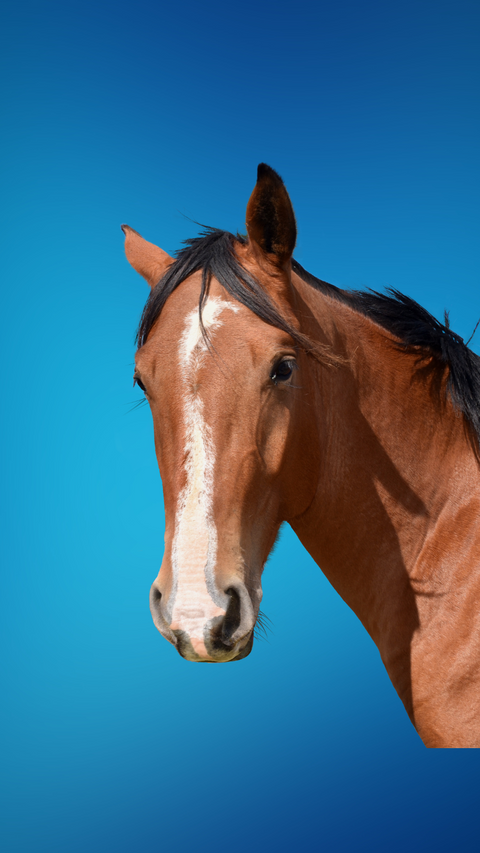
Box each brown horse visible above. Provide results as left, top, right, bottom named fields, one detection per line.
left=123, top=164, right=480, bottom=748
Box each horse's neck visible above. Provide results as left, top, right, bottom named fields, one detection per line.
left=291, top=279, right=480, bottom=737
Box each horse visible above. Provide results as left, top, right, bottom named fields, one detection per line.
left=123, top=164, right=480, bottom=748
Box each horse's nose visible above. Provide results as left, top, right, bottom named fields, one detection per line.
left=149, top=578, right=255, bottom=661
left=212, top=582, right=255, bottom=651
left=202, top=583, right=255, bottom=661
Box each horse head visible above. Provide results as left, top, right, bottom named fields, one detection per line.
left=124, top=165, right=321, bottom=662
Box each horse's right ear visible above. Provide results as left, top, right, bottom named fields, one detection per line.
left=246, top=163, right=297, bottom=267
left=122, top=225, right=173, bottom=288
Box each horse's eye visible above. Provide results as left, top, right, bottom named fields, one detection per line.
left=134, top=376, right=147, bottom=393
left=271, top=359, right=297, bottom=385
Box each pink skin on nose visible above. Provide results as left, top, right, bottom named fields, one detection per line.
left=189, top=637, right=213, bottom=659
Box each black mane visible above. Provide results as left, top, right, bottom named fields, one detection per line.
left=137, top=228, right=480, bottom=446
left=136, top=228, right=336, bottom=364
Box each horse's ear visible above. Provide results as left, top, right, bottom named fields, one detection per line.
left=246, top=164, right=296, bottom=266
left=122, top=225, right=173, bottom=288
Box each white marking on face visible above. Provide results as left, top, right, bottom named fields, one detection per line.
left=168, top=297, right=238, bottom=657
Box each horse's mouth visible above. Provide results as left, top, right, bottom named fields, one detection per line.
left=173, top=630, right=254, bottom=663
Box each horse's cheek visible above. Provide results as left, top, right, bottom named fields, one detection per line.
left=256, top=403, right=292, bottom=477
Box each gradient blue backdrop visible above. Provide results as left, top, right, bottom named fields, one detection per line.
left=2, top=1, right=479, bottom=851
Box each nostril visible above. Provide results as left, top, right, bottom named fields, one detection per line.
left=149, top=584, right=163, bottom=626
left=150, top=584, right=162, bottom=615
left=221, top=587, right=242, bottom=644
left=149, top=582, right=178, bottom=647
left=149, top=582, right=166, bottom=627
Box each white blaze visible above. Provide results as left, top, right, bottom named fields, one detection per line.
left=169, top=297, right=238, bottom=656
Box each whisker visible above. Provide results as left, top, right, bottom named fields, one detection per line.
left=126, top=398, right=149, bottom=413
left=254, top=609, right=272, bottom=642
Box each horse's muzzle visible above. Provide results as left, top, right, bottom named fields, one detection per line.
left=149, top=580, right=256, bottom=662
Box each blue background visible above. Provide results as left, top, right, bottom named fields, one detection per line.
left=2, top=1, right=479, bottom=850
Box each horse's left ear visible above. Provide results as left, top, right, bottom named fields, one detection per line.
left=246, top=163, right=297, bottom=266
left=122, top=224, right=173, bottom=288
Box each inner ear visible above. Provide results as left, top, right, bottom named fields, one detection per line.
left=246, top=163, right=297, bottom=265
